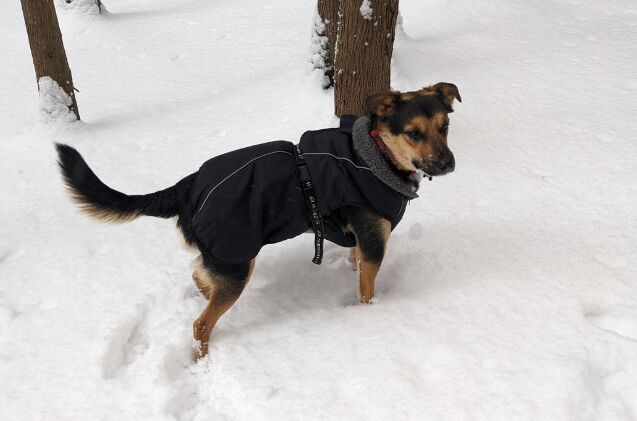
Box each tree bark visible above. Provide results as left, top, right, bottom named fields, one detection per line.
left=334, top=0, right=399, bottom=117
left=21, top=0, right=80, bottom=120
left=317, top=0, right=339, bottom=87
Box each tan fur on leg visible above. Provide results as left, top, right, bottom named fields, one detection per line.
left=192, top=270, right=212, bottom=300
left=192, top=256, right=212, bottom=299
left=358, top=259, right=380, bottom=304
left=348, top=247, right=359, bottom=271
left=193, top=259, right=255, bottom=358
left=356, top=219, right=390, bottom=304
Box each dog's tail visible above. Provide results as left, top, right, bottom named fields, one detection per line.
left=55, top=143, right=195, bottom=223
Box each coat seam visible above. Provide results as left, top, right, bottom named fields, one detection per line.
left=193, top=150, right=294, bottom=220
left=300, top=152, right=372, bottom=171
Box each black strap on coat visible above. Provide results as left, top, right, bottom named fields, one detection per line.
left=294, top=144, right=324, bottom=264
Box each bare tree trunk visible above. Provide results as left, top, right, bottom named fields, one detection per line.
left=334, top=0, right=399, bottom=117
left=21, top=0, right=80, bottom=120
left=316, top=0, right=339, bottom=87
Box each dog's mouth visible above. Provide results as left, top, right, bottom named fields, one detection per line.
left=392, top=167, right=424, bottom=189
left=412, top=161, right=437, bottom=180
left=415, top=169, right=432, bottom=181
left=413, top=160, right=454, bottom=179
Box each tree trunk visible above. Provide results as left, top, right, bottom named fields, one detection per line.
left=316, top=0, right=339, bottom=87
left=21, top=0, right=80, bottom=120
left=334, top=0, right=399, bottom=117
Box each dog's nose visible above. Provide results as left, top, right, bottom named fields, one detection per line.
left=437, top=156, right=455, bottom=173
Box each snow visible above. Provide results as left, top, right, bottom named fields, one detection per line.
left=37, top=76, right=76, bottom=123
left=55, top=0, right=104, bottom=15
left=360, top=0, right=373, bottom=20
left=310, top=6, right=330, bottom=87
left=1, top=0, right=637, bottom=420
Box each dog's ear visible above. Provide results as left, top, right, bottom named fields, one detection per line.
left=422, top=82, right=462, bottom=112
left=364, top=91, right=401, bottom=119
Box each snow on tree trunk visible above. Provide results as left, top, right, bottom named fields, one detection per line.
left=360, top=0, right=373, bottom=19
left=314, top=0, right=339, bottom=88
left=20, top=0, right=80, bottom=120
left=310, top=8, right=329, bottom=87
left=38, top=76, right=77, bottom=122
left=56, top=0, right=105, bottom=15
left=334, top=0, right=399, bottom=116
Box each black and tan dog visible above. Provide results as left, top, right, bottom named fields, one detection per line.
left=56, top=82, right=461, bottom=357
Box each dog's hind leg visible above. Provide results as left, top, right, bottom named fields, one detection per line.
left=348, top=247, right=358, bottom=271
left=193, top=256, right=255, bottom=358
left=192, top=270, right=211, bottom=300
left=192, top=256, right=212, bottom=300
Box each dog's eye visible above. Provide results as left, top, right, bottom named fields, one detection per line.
left=405, top=130, right=423, bottom=140
left=440, top=123, right=450, bottom=133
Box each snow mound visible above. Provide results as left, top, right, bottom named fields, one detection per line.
left=37, top=76, right=76, bottom=123
left=55, top=0, right=105, bottom=15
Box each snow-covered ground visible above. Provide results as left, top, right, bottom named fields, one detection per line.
left=1, top=0, right=637, bottom=419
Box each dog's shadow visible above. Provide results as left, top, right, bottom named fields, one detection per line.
left=209, top=217, right=589, bottom=340
left=209, top=227, right=438, bottom=339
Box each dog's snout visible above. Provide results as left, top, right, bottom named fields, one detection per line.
left=437, top=155, right=455, bottom=173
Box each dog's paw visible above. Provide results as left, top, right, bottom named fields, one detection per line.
left=359, top=295, right=381, bottom=304
left=192, top=339, right=208, bottom=360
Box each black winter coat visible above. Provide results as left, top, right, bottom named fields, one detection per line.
left=190, top=118, right=409, bottom=264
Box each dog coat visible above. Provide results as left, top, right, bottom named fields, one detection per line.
left=189, top=116, right=417, bottom=264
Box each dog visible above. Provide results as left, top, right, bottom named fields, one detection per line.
left=56, top=82, right=461, bottom=357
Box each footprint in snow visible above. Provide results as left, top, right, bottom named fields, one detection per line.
left=585, top=310, right=637, bottom=342
left=593, top=253, right=628, bottom=270
left=102, top=306, right=150, bottom=379
left=0, top=248, right=25, bottom=264
left=163, top=344, right=201, bottom=419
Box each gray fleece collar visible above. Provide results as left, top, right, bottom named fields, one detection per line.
left=351, top=116, right=419, bottom=199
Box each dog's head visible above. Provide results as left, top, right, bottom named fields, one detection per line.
left=364, top=82, right=461, bottom=177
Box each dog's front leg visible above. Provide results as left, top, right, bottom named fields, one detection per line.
left=350, top=217, right=391, bottom=304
